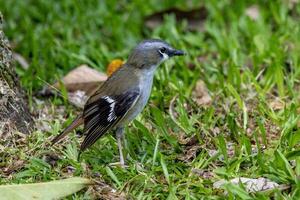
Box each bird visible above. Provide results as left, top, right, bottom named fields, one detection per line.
left=51, top=39, right=185, bottom=166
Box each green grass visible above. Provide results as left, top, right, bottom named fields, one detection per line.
left=1, top=0, right=300, bottom=199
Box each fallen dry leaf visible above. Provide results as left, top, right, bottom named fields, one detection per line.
left=288, top=0, right=299, bottom=8
left=191, top=168, right=214, bottom=179
left=44, top=62, right=124, bottom=108
left=175, top=133, right=200, bottom=163
left=213, top=177, right=279, bottom=193
left=269, top=98, right=285, bottom=111
left=88, top=180, right=126, bottom=200
left=177, top=134, right=198, bottom=146
left=245, top=5, right=260, bottom=21
left=53, top=64, right=107, bottom=95
left=106, top=59, right=124, bottom=77
left=178, top=145, right=201, bottom=162
left=208, top=149, right=219, bottom=157
left=145, top=7, right=207, bottom=32
left=2, top=160, right=26, bottom=175
left=192, top=80, right=212, bottom=106
left=68, top=90, right=88, bottom=109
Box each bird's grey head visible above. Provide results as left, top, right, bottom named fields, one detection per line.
left=127, top=39, right=185, bottom=69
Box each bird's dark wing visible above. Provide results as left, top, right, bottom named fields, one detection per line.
left=80, top=88, right=140, bottom=152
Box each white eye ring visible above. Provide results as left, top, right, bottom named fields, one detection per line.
left=159, top=48, right=169, bottom=60
left=159, top=51, right=169, bottom=60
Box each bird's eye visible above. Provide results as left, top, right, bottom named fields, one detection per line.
left=159, top=47, right=166, bottom=53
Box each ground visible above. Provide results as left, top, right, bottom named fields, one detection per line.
left=0, top=0, right=300, bottom=199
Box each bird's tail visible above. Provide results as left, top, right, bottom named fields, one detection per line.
left=51, top=114, right=84, bottom=145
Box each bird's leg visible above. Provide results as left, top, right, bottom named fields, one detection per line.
left=116, top=127, right=125, bottom=167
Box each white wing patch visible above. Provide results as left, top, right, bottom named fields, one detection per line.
left=103, top=96, right=117, bottom=122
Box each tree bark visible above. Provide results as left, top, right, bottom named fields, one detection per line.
left=0, top=13, right=34, bottom=134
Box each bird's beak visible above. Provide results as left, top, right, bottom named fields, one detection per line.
left=168, top=49, right=186, bottom=57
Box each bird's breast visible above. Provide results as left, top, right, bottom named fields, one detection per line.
left=118, top=74, right=154, bottom=126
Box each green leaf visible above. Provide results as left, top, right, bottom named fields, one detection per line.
left=254, top=34, right=266, bottom=55
left=276, top=150, right=296, bottom=180
left=152, top=135, right=160, bottom=167
left=224, top=183, right=253, bottom=199
left=217, top=135, right=228, bottom=164
left=105, top=166, right=121, bottom=187
left=0, top=177, right=92, bottom=200
left=226, top=83, right=248, bottom=129
left=160, top=154, right=170, bottom=184
left=286, top=150, right=300, bottom=160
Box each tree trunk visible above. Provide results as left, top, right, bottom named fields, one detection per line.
left=0, top=13, right=34, bottom=134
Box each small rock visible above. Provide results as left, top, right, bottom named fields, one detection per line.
left=213, top=177, right=279, bottom=192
